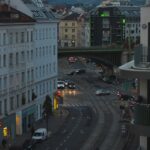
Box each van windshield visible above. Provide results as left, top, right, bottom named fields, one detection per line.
left=33, top=132, right=43, bottom=136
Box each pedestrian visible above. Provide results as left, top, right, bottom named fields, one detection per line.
left=2, top=138, right=7, bottom=148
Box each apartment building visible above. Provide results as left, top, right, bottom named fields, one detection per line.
left=59, top=13, right=90, bottom=48
left=90, top=5, right=140, bottom=47
left=119, top=3, right=150, bottom=150
left=0, top=0, right=58, bottom=142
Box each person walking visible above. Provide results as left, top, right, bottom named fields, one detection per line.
left=2, top=138, right=7, bottom=149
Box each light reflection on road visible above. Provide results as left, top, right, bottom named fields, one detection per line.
left=58, top=89, right=80, bottom=97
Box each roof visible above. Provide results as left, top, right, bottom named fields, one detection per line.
left=62, top=13, right=81, bottom=21
left=0, top=4, right=35, bottom=23
left=22, top=0, right=56, bottom=21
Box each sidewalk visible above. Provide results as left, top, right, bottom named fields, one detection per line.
left=1, top=109, right=69, bottom=150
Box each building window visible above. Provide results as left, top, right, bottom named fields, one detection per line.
left=22, top=93, right=26, bottom=105
left=65, top=35, right=68, bottom=39
left=31, top=50, right=33, bottom=60
left=0, top=78, right=2, bottom=90
left=16, top=32, right=18, bottom=43
left=4, top=99, right=7, bottom=114
left=4, top=76, right=7, bottom=89
left=3, top=33, right=6, bottom=45
left=0, top=101, right=2, bottom=115
left=16, top=95, right=19, bottom=108
left=65, top=29, right=68, bottom=32
left=65, top=22, right=68, bottom=26
left=9, top=53, right=13, bottom=66
left=3, top=54, right=6, bottom=67
left=72, top=22, right=75, bottom=26
left=53, top=45, right=56, bottom=55
left=72, top=29, right=75, bottom=32
left=31, top=31, right=33, bottom=42
left=16, top=52, right=19, bottom=65
left=21, top=32, right=24, bottom=43
left=10, top=97, right=14, bottom=111
left=9, top=33, right=13, bottom=44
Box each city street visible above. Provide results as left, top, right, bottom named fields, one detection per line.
left=33, top=57, right=129, bottom=150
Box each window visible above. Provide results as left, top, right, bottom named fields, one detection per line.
left=4, top=76, right=7, bottom=89
left=65, top=29, right=68, bottom=32
left=0, top=55, right=1, bottom=67
left=16, top=52, right=19, bottom=65
left=21, top=51, right=25, bottom=62
left=31, top=31, right=33, bottom=42
left=31, top=69, right=34, bottom=81
left=65, top=35, right=68, bottom=39
left=65, top=22, right=68, bottom=26
left=21, top=72, right=25, bottom=84
left=72, top=22, right=75, bottom=26
left=21, top=32, right=24, bottom=43
left=9, top=53, right=13, bottom=66
left=0, top=101, right=2, bottom=115
left=28, top=90, right=30, bottom=102
left=53, top=45, right=56, bottom=55
left=16, top=95, right=19, bottom=108
left=27, top=70, right=30, bottom=82
left=10, top=97, right=14, bottom=111
left=3, top=33, right=6, bottom=45
left=16, top=32, right=18, bottom=43
left=0, top=78, right=2, bottom=90
left=22, top=93, right=26, bottom=105
left=31, top=50, right=33, bottom=60
left=9, top=33, right=13, bottom=44
left=4, top=99, right=7, bottom=114
left=72, top=29, right=75, bottom=32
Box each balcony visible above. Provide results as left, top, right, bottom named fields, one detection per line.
left=134, top=103, right=150, bottom=136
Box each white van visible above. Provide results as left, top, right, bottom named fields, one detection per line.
left=32, top=128, right=48, bottom=142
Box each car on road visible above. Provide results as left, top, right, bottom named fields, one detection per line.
left=57, top=81, right=65, bottom=89
left=67, top=82, right=76, bottom=89
left=75, top=69, right=86, bottom=74
left=95, top=89, right=111, bottom=96
left=32, top=128, right=48, bottom=142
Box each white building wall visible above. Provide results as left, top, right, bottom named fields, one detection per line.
left=141, top=7, right=150, bottom=47
left=34, top=22, right=58, bottom=119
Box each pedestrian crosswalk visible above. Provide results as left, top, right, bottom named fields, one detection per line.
left=62, top=103, right=90, bottom=108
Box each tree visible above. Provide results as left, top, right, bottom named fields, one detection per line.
left=43, top=95, right=53, bottom=130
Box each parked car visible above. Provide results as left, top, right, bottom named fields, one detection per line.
left=57, top=81, right=65, bottom=89
left=32, top=128, right=48, bottom=142
left=64, top=79, right=72, bottom=86
left=68, top=82, right=76, bottom=89
left=75, top=69, right=86, bottom=74
left=95, top=89, right=111, bottom=96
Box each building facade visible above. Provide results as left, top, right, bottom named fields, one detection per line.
left=0, top=0, right=58, bottom=143
left=90, top=5, right=140, bottom=47
left=59, top=13, right=90, bottom=48
left=119, top=3, right=150, bottom=150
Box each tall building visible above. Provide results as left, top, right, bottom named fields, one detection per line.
left=119, top=2, right=150, bottom=150
left=90, top=5, right=140, bottom=47
left=0, top=0, right=58, bottom=143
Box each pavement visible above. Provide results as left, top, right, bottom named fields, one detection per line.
left=0, top=109, right=69, bottom=150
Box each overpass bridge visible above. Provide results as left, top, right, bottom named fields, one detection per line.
left=58, top=46, right=124, bottom=67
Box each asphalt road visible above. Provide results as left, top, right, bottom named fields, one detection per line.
left=34, top=57, right=138, bottom=150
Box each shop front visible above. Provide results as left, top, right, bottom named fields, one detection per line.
left=22, top=104, right=37, bottom=133
left=0, top=113, right=16, bottom=144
